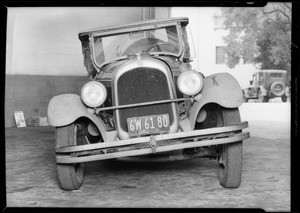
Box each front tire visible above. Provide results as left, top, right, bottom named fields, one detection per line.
left=217, top=108, right=242, bottom=188
left=56, top=123, right=85, bottom=190
left=195, top=104, right=243, bottom=188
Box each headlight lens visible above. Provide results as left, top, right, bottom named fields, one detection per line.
left=81, top=81, right=107, bottom=108
left=177, top=70, right=203, bottom=96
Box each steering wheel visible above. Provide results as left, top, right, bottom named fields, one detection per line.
left=144, top=42, right=175, bottom=52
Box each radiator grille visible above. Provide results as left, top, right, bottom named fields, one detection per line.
left=117, top=67, right=174, bottom=131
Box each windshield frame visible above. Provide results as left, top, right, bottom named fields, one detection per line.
left=90, top=22, right=184, bottom=70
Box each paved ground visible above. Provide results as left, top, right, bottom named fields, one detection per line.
left=5, top=102, right=290, bottom=211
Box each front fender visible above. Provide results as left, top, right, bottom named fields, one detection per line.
left=188, top=73, right=244, bottom=128
left=47, top=94, right=108, bottom=141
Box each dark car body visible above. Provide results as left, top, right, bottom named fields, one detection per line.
left=47, top=17, right=250, bottom=190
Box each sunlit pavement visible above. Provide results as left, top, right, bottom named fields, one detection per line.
left=5, top=102, right=290, bottom=211
left=240, top=101, right=290, bottom=122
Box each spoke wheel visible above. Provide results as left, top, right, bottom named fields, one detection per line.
left=56, top=123, right=85, bottom=190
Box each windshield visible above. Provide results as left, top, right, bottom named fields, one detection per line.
left=92, top=25, right=181, bottom=67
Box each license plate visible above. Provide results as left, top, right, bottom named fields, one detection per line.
left=127, top=114, right=170, bottom=135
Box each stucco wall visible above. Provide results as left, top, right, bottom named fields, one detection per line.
left=6, top=7, right=147, bottom=76
left=5, top=7, right=170, bottom=127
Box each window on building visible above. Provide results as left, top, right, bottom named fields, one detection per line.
left=216, top=46, right=226, bottom=64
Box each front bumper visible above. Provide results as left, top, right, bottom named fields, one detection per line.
left=56, top=122, right=250, bottom=164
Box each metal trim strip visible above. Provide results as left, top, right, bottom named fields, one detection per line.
left=56, top=132, right=250, bottom=164
left=56, top=121, right=248, bottom=153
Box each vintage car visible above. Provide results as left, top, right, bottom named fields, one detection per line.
left=243, top=70, right=288, bottom=102
left=47, top=17, right=250, bottom=190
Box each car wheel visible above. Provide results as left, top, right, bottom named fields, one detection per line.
left=217, top=107, right=242, bottom=188
left=195, top=104, right=243, bottom=188
left=270, top=81, right=285, bottom=97
left=56, top=123, right=85, bottom=190
left=281, top=95, right=287, bottom=102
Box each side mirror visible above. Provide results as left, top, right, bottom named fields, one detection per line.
left=250, top=80, right=253, bottom=85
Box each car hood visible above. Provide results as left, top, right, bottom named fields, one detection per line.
left=97, top=55, right=182, bottom=78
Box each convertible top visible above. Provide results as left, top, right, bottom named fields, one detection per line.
left=78, top=17, right=189, bottom=76
left=78, top=17, right=189, bottom=40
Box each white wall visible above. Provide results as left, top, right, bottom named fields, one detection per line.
left=171, top=7, right=215, bottom=75
left=170, top=7, right=259, bottom=88
left=154, top=7, right=170, bottom=19
left=6, top=7, right=147, bottom=76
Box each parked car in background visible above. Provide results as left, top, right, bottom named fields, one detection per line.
left=243, top=70, right=288, bottom=102
left=47, top=17, right=250, bottom=190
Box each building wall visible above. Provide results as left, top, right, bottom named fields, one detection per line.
left=5, top=75, right=89, bottom=127
left=6, top=7, right=147, bottom=76
left=5, top=7, right=170, bottom=127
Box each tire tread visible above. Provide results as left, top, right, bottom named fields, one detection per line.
left=56, top=124, right=84, bottom=190
left=218, top=107, right=243, bottom=188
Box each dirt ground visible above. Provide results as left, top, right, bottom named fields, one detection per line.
left=5, top=102, right=290, bottom=211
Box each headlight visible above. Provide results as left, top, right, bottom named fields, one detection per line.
left=177, top=70, right=203, bottom=96
left=81, top=81, right=107, bottom=108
